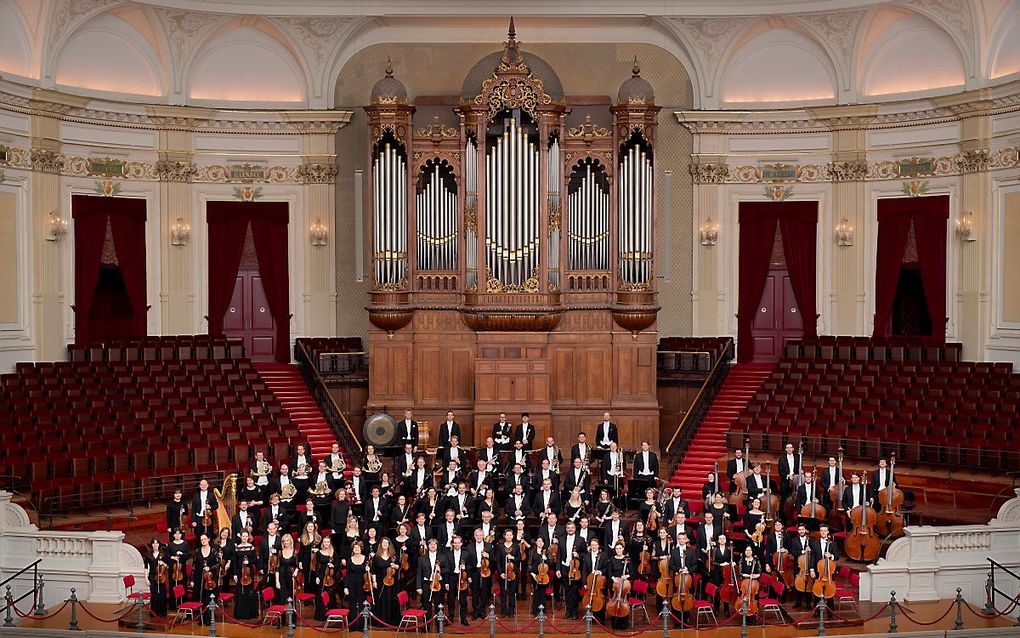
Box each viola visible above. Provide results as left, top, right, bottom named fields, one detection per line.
left=400, top=547, right=410, bottom=573
left=846, top=476, right=880, bottom=562
left=585, top=570, right=606, bottom=613
left=459, top=563, right=469, bottom=592
left=569, top=553, right=581, bottom=582
left=606, top=560, right=631, bottom=618
left=812, top=555, right=837, bottom=599
left=241, top=561, right=253, bottom=587
left=323, top=564, right=335, bottom=588
left=638, top=544, right=651, bottom=577
left=157, top=562, right=168, bottom=585
left=504, top=554, right=516, bottom=582
left=655, top=556, right=673, bottom=599
left=646, top=504, right=659, bottom=532
left=750, top=521, right=766, bottom=544
left=172, top=557, right=184, bottom=583
left=875, top=456, right=905, bottom=538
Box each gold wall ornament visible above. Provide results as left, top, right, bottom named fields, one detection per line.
left=87, top=157, right=126, bottom=177
left=764, top=184, right=794, bottom=201
left=94, top=179, right=121, bottom=197
left=463, top=203, right=478, bottom=233
left=566, top=114, right=611, bottom=139
left=233, top=185, right=263, bottom=201
left=618, top=280, right=652, bottom=292
left=901, top=180, right=929, bottom=197
left=415, top=115, right=459, bottom=139
left=476, top=75, right=553, bottom=122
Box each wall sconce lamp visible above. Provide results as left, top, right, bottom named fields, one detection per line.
left=835, top=217, right=855, bottom=247
left=955, top=212, right=976, bottom=242
left=699, top=217, right=719, bottom=246
left=309, top=218, right=329, bottom=247
left=46, top=210, right=68, bottom=242
left=170, top=217, right=191, bottom=246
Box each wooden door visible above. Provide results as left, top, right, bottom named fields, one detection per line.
left=752, top=268, right=802, bottom=362
left=223, top=269, right=276, bottom=362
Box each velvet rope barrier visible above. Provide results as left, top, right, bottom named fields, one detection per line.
left=10, top=599, right=70, bottom=620
left=828, top=601, right=890, bottom=624
left=545, top=615, right=586, bottom=633
left=219, top=608, right=268, bottom=629
left=76, top=601, right=147, bottom=623
left=591, top=617, right=654, bottom=637
left=964, top=591, right=1020, bottom=620
left=293, top=612, right=344, bottom=633
left=895, top=601, right=956, bottom=627
left=495, top=615, right=539, bottom=632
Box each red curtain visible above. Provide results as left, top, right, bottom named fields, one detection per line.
left=873, top=195, right=949, bottom=341
left=778, top=203, right=819, bottom=340
left=250, top=206, right=291, bottom=363
left=737, top=205, right=779, bottom=363
left=207, top=202, right=290, bottom=362
left=71, top=195, right=147, bottom=344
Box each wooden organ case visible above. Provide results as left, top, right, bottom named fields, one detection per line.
left=364, top=22, right=662, bottom=448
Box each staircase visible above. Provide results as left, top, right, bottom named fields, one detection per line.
left=255, top=363, right=342, bottom=461
left=668, top=363, right=773, bottom=496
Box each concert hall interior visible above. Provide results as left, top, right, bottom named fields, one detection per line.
left=1, top=1, right=1020, bottom=637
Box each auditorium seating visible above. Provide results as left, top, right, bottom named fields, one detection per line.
left=67, top=335, right=245, bottom=363
left=0, top=337, right=300, bottom=516
left=729, top=356, right=1019, bottom=471
left=657, top=336, right=733, bottom=374
left=783, top=335, right=962, bottom=362
left=295, top=337, right=366, bottom=380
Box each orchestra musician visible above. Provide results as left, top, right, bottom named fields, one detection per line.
left=507, top=441, right=532, bottom=475
left=325, top=443, right=346, bottom=482
left=144, top=538, right=169, bottom=617
left=528, top=536, right=554, bottom=616
left=492, top=413, right=513, bottom=453
left=842, top=472, right=869, bottom=510
left=495, top=529, right=520, bottom=617
left=232, top=530, right=259, bottom=620
left=447, top=535, right=470, bottom=625
left=532, top=457, right=560, bottom=492
left=191, top=533, right=219, bottom=623
left=514, top=413, right=536, bottom=450
left=166, top=488, right=188, bottom=534
left=778, top=442, right=801, bottom=502
left=398, top=409, right=419, bottom=449
left=726, top=448, right=747, bottom=490
left=167, top=528, right=189, bottom=608
left=595, top=412, right=619, bottom=450
left=466, top=528, right=494, bottom=619
left=790, top=523, right=812, bottom=609
left=438, top=410, right=462, bottom=449
left=190, top=479, right=218, bottom=539
left=562, top=456, right=591, bottom=504
left=291, top=443, right=313, bottom=502
left=231, top=499, right=258, bottom=540
left=251, top=450, right=272, bottom=489
left=819, top=456, right=843, bottom=511
left=558, top=520, right=584, bottom=619
left=540, top=436, right=562, bottom=471
left=570, top=432, right=592, bottom=463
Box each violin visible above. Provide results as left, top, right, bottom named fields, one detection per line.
left=202, top=507, right=212, bottom=528
left=430, top=560, right=443, bottom=593
left=241, top=560, right=253, bottom=587
left=504, top=554, right=516, bottom=582
left=400, top=547, right=410, bottom=573
left=480, top=550, right=491, bottom=579
left=739, top=562, right=760, bottom=615
left=569, top=552, right=581, bottom=582
left=646, top=503, right=659, bottom=532
left=172, top=557, right=184, bottom=583
left=585, top=559, right=606, bottom=613
left=638, top=543, right=651, bottom=577
left=203, top=566, right=216, bottom=592
left=268, top=551, right=279, bottom=575
left=548, top=539, right=559, bottom=573
left=750, top=521, right=766, bottom=544
left=536, top=551, right=550, bottom=585
left=323, top=564, right=335, bottom=588
left=606, top=559, right=631, bottom=618
left=364, top=565, right=373, bottom=592
left=459, top=563, right=469, bottom=591
left=875, top=455, right=905, bottom=538
left=157, top=562, right=168, bottom=585
left=846, top=476, right=881, bottom=562
left=812, top=555, right=837, bottom=599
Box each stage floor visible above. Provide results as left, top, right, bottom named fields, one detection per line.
left=11, top=597, right=1017, bottom=637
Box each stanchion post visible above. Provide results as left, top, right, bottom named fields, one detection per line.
left=817, top=596, right=827, bottom=637
left=34, top=574, right=46, bottom=616
left=888, top=591, right=898, bottom=633
left=740, top=597, right=748, bottom=638
left=584, top=604, right=593, bottom=638
left=361, top=600, right=371, bottom=638
left=208, top=594, right=217, bottom=637
left=135, top=595, right=146, bottom=634
left=661, top=604, right=669, bottom=638
left=488, top=603, right=495, bottom=638
left=285, top=597, right=295, bottom=638
left=68, top=588, right=80, bottom=631
left=984, top=569, right=996, bottom=616
left=538, top=605, right=545, bottom=638
left=4, top=587, right=14, bottom=628
left=953, top=588, right=964, bottom=631
left=437, top=603, right=446, bottom=638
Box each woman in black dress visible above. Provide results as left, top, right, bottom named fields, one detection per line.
left=393, top=524, right=412, bottom=589
left=232, top=531, right=259, bottom=620
left=512, top=520, right=531, bottom=599
left=215, top=527, right=234, bottom=592
left=528, top=536, right=554, bottom=616
left=628, top=520, right=649, bottom=567
left=275, top=534, right=299, bottom=605
left=339, top=515, right=360, bottom=562
left=563, top=487, right=586, bottom=526
left=607, top=542, right=631, bottom=630
left=166, top=528, right=190, bottom=609
left=364, top=526, right=380, bottom=558
left=313, top=536, right=339, bottom=621
left=389, top=496, right=412, bottom=536
left=344, top=541, right=370, bottom=630
left=191, top=534, right=219, bottom=624
left=743, top=498, right=766, bottom=558
left=495, top=529, right=520, bottom=617
left=372, top=538, right=400, bottom=626
left=144, top=538, right=169, bottom=617
left=298, top=522, right=322, bottom=584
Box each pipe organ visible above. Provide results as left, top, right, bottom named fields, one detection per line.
left=365, top=22, right=663, bottom=449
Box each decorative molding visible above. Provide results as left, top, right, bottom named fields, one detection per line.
left=901, top=180, right=931, bottom=197
left=31, top=148, right=64, bottom=174
left=764, top=184, right=795, bottom=201
left=826, top=160, right=869, bottom=182
left=233, top=185, right=263, bottom=201
left=298, top=162, right=339, bottom=184
left=689, top=162, right=730, bottom=184
left=155, top=160, right=199, bottom=183
left=94, top=179, right=121, bottom=197
left=956, top=149, right=990, bottom=173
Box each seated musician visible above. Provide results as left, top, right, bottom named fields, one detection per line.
left=271, top=463, right=298, bottom=512
left=395, top=443, right=416, bottom=482
left=251, top=450, right=272, bottom=488
left=663, top=486, right=689, bottom=522
left=441, top=435, right=465, bottom=468
left=263, top=493, right=289, bottom=533
left=348, top=466, right=366, bottom=504
left=407, top=455, right=432, bottom=498
left=701, top=472, right=717, bottom=506
left=491, top=413, right=513, bottom=453
left=439, top=460, right=461, bottom=496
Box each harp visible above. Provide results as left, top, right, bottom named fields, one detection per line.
left=214, top=473, right=238, bottom=532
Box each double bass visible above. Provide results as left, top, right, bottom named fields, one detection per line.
left=875, top=455, right=905, bottom=538
left=828, top=448, right=846, bottom=513
left=762, top=463, right=781, bottom=519
left=845, top=476, right=880, bottom=562
left=606, top=559, right=631, bottom=618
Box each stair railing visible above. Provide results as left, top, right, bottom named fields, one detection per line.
left=294, top=341, right=363, bottom=456
left=663, top=338, right=734, bottom=471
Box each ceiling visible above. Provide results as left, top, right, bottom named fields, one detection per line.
left=0, top=0, right=1017, bottom=110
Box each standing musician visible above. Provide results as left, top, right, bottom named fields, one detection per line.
left=533, top=477, right=561, bottom=516
left=506, top=483, right=530, bottom=522
left=528, top=536, right=555, bottom=616
left=650, top=527, right=672, bottom=612
left=250, top=450, right=273, bottom=490
left=264, top=493, right=289, bottom=534
left=312, top=536, right=339, bottom=621
left=167, top=528, right=190, bottom=608
left=438, top=410, right=461, bottom=449
left=790, top=523, right=812, bottom=609
left=713, top=536, right=736, bottom=614
left=492, top=413, right=513, bottom=453
left=558, top=520, right=583, bottom=619
left=441, top=435, right=465, bottom=469
left=562, top=456, right=591, bottom=504
left=395, top=443, right=417, bottom=484
left=819, top=456, right=843, bottom=511
left=701, top=473, right=717, bottom=505
left=508, top=441, right=532, bottom=475
left=271, top=464, right=298, bottom=513
left=324, top=443, right=346, bottom=483
left=842, top=473, right=869, bottom=510
left=762, top=520, right=790, bottom=603
left=469, top=459, right=492, bottom=497
left=778, top=443, right=801, bottom=502
left=390, top=494, right=413, bottom=533
left=348, top=466, right=366, bottom=505
left=363, top=484, right=386, bottom=535
left=292, top=444, right=313, bottom=502
left=514, top=413, right=537, bottom=450
left=144, top=538, right=169, bottom=618
left=632, top=440, right=659, bottom=498
left=465, top=528, right=494, bottom=620
left=603, top=508, right=629, bottom=549
left=437, top=508, right=459, bottom=549
left=601, top=441, right=626, bottom=500
left=407, top=456, right=432, bottom=498
left=495, top=528, right=520, bottom=617
left=570, top=432, right=592, bottom=463
left=166, top=488, right=188, bottom=534
left=190, top=479, right=218, bottom=539
left=191, top=533, right=219, bottom=623
left=344, top=540, right=370, bottom=631
left=447, top=535, right=470, bottom=625
left=540, top=436, right=563, bottom=472
left=398, top=409, right=419, bottom=449
left=810, top=525, right=839, bottom=614
left=231, top=500, right=258, bottom=540
left=238, top=476, right=264, bottom=510
left=726, top=448, right=747, bottom=490
left=478, top=437, right=500, bottom=474
left=745, top=463, right=769, bottom=501
left=233, top=530, right=259, bottom=620
left=259, top=521, right=283, bottom=574
left=532, top=458, right=560, bottom=492
left=872, top=458, right=892, bottom=495
left=697, top=510, right=720, bottom=553
left=796, top=470, right=822, bottom=511
left=663, top=487, right=690, bottom=522
left=595, top=412, right=619, bottom=450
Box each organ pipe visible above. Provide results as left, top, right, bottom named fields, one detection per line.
left=485, top=115, right=540, bottom=288
left=415, top=160, right=458, bottom=271
left=372, top=137, right=408, bottom=287
left=567, top=159, right=610, bottom=271
left=617, top=139, right=653, bottom=285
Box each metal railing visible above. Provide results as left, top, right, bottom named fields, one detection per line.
left=985, top=558, right=1020, bottom=618
left=295, top=340, right=363, bottom=455
left=1, top=559, right=44, bottom=623
left=663, top=338, right=734, bottom=466
left=315, top=350, right=368, bottom=380
left=657, top=349, right=713, bottom=375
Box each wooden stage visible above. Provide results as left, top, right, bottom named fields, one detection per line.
left=11, top=598, right=1019, bottom=638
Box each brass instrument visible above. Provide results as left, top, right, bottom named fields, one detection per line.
left=365, top=456, right=383, bottom=474
left=329, top=456, right=347, bottom=474
left=281, top=482, right=298, bottom=500
left=550, top=446, right=561, bottom=474
left=310, top=479, right=330, bottom=497
left=294, top=463, right=312, bottom=478
left=252, top=459, right=272, bottom=479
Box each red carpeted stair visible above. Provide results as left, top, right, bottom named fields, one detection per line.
left=669, top=363, right=773, bottom=496
left=255, top=363, right=346, bottom=462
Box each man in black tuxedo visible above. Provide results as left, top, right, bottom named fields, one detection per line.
left=491, top=413, right=513, bottom=453
left=778, top=442, right=801, bottom=502
left=231, top=500, right=258, bottom=539
left=533, top=478, right=561, bottom=517
left=513, top=413, right=536, bottom=450
left=562, top=456, right=591, bottom=503
left=258, top=521, right=283, bottom=573
left=464, top=528, right=494, bottom=619
left=263, top=493, right=289, bottom=533
left=594, top=412, right=618, bottom=449
left=726, top=448, right=748, bottom=490
left=190, top=479, right=219, bottom=539
left=438, top=410, right=461, bottom=449
left=397, top=408, right=419, bottom=449
left=633, top=440, right=659, bottom=478
left=570, top=432, right=592, bottom=462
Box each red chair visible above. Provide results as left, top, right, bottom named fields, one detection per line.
left=628, top=577, right=650, bottom=625
left=693, top=583, right=717, bottom=627
left=261, top=587, right=287, bottom=626
left=398, top=590, right=426, bottom=635
left=761, top=580, right=784, bottom=622
left=323, top=591, right=349, bottom=630
left=172, top=585, right=203, bottom=624
left=123, top=574, right=149, bottom=601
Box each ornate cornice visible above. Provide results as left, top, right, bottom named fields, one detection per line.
left=688, top=147, right=1020, bottom=185
left=155, top=160, right=199, bottom=183
left=298, top=162, right=339, bottom=185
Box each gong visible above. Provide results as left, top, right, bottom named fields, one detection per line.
left=363, top=412, right=397, bottom=447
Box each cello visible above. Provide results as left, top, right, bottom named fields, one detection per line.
left=718, top=542, right=739, bottom=609
left=671, top=558, right=694, bottom=613
left=828, top=448, right=846, bottom=513
left=812, top=554, right=837, bottom=600
left=800, top=466, right=827, bottom=521
left=794, top=544, right=813, bottom=596
left=738, top=556, right=760, bottom=615
left=729, top=440, right=752, bottom=507
left=655, top=551, right=674, bottom=599
left=762, top=463, right=781, bottom=520
left=875, top=455, right=905, bottom=538
left=845, top=476, right=880, bottom=562
left=585, top=555, right=606, bottom=613
left=606, top=559, right=631, bottom=619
